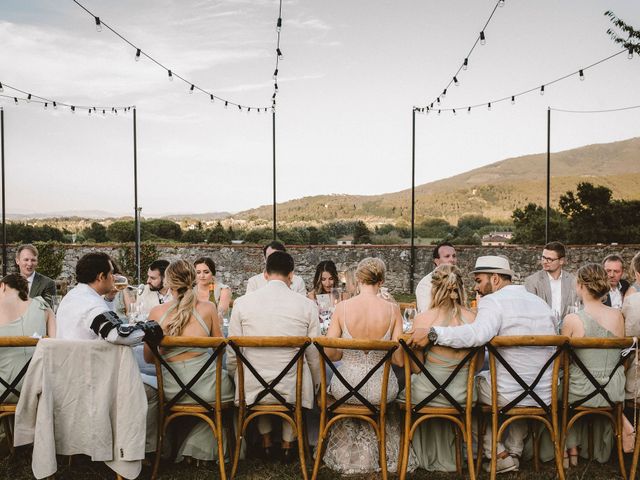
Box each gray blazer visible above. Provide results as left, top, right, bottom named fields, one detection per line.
left=524, top=269, right=578, bottom=319
left=30, top=272, right=56, bottom=309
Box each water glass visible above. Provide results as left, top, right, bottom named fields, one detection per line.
left=403, top=307, right=416, bottom=333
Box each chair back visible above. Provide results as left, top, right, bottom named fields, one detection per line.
left=487, top=335, right=568, bottom=415
left=0, top=336, right=40, bottom=404
left=565, top=337, right=633, bottom=409
left=227, top=336, right=311, bottom=411
left=313, top=336, right=398, bottom=415
left=399, top=337, right=480, bottom=414
left=148, top=336, right=227, bottom=414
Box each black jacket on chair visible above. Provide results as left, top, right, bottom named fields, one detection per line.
left=603, top=279, right=630, bottom=307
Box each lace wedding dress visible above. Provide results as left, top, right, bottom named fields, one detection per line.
left=322, top=314, right=417, bottom=474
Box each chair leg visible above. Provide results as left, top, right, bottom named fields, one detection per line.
left=475, top=412, right=485, bottom=476
left=215, top=419, right=227, bottom=480
left=531, top=421, right=540, bottom=472
left=616, top=405, right=628, bottom=480
left=379, top=416, right=388, bottom=480
left=311, top=425, right=327, bottom=480
left=466, top=423, right=476, bottom=480
left=454, top=424, right=462, bottom=475
left=628, top=409, right=640, bottom=480
left=490, top=413, right=498, bottom=480
left=150, top=419, right=164, bottom=480
left=398, top=413, right=411, bottom=480
left=295, top=410, right=309, bottom=480
left=230, top=410, right=245, bottom=480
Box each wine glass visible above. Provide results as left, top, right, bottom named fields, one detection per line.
left=50, top=295, right=61, bottom=314
left=330, top=287, right=342, bottom=307
left=403, top=307, right=417, bottom=333
left=113, top=275, right=128, bottom=291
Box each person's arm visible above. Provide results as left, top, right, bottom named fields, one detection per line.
left=305, top=302, right=322, bottom=389
left=523, top=274, right=537, bottom=295
left=293, top=276, right=307, bottom=295
left=390, top=304, right=404, bottom=367
left=209, top=305, right=223, bottom=338
left=225, top=303, right=242, bottom=377
left=42, top=278, right=57, bottom=309
left=415, top=277, right=427, bottom=313
left=324, top=302, right=344, bottom=361
left=307, top=291, right=316, bottom=300
left=406, top=311, right=434, bottom=373
left=560, top=313, right=578, bottom=338
left=624, top=298, right=640, bottom=336
left=432, top=299, right=501, bottom=348
left=45, top=308, right=56, bottom=338
left=218, top=287, right=232, bottom=315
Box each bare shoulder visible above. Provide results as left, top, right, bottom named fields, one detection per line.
left=460, top=307, right=477, bottom=324
left=413, top=309, right=437, bottom=329
left=197, top=299, right=216, bottom=316
left=148, top=302, right=171, bottom=321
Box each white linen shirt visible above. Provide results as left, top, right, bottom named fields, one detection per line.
left=245, top=272, right=307, bottom=295
left=26, top=272, right=35, bottom=294
left=415, top=272, right=434, bottom=313
left=56, top=283, right=110, bottom=340
left=433, top=285, right=556, bottom=406
left=547, top=272, right=562, bottom=317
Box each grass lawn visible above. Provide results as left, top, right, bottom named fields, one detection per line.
left=1, top=447, right=627, bottom=479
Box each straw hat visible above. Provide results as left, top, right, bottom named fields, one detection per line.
left=471, top=255, right=514, bottom=278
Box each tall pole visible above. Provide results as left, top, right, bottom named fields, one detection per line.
left=272, top=108, right=277, bottom=240
left=133, top=107, right=141, bottom=284
left=545, top=107, right=551, bottom=244
left=410, top=108, right=416, bottom=293
left=1, top=108, right=6, bottom=276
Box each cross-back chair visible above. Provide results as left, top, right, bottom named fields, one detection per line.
left=311, top=336, right=399, bottom=480
left=226, top=336, right=312, bottom=480
left=147, top=336, right=232, bottom=480
left=397, top=338, right=481, bottom=480
left=563, top=337, right=633, bottom=479
left=477, top=335, right=567, bottom=480
left=0, top=336, right=40, bottom=456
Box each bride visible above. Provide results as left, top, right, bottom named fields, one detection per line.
left=322, top=257, right=416, bottom=474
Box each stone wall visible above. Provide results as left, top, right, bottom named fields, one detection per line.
left=5, top=243, right=640, bottom=295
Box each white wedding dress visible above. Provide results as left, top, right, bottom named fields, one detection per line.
left=322, top=310, right=417, bottom=474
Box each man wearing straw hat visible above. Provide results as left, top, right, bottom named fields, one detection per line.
left=409, top=255, right=556, bottom=474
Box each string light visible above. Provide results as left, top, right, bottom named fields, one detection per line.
left=480, top=31, right=486, bottom=45
left=73, top=0, right=270, bottom=113
left=27, top=94, right=31, bottom=102
left=629, top=47, right=634, bottom=60
left=453, top=108, right=457, bottom=115
left=210, top=94, right=214, bottom=103
left=276, top=48, right=283, bottom=59
left=189, top=84, right=195, bottom=94
left=579, top=69, right=584, bottom=81
left=487, top=102, right=491, bottom=110
left=540, top=85, right=545, bottom=95
left=0, top=82, right=3, bottom=92
left=273, top=69, right=278, bottom=80
left=71, top=105, right=76, bottom=113
left=13, top=97, right=18, bottom=105
left=453, top=76, right=459, bottom=86
left=463, top=58, right=468, bottom=70
left=277, top=17, right=282, bottom=32
left=467, top=106, right=471, bottom=114
left=442, top=88, right=447, bottom=98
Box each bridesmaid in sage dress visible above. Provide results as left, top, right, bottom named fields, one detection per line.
left=398, top=264, right=477, bottom=472
left=144, top=260, right=234, bottom=463
left=561, top=263, right=625, bottom=466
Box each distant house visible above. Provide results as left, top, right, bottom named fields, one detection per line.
left=481, top=231, right=513, bottom=246
left=231, top=239, right=245, bottom=245
left=337, top=236, right=354, bottom=246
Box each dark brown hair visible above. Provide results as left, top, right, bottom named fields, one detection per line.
left=312, top=260, right=339, bottom=294
left=544, top=241, right=566, bottom=259
left=1, top=273, right=29, bottom=301
left=194, top=257, right=216, bottom=276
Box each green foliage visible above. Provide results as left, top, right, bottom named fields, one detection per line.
left=307, top=226, right=333, bottom=245
left=144, top=219, right=182, bottom=241
left=415, top=218, right=455, bottom=239
left=115, top=244, right=159, bottom=283
left=33, top=242, right=65, bottom=279
left=511, top=203, right=569, bottom=244
left=605, top=11, right=640, bottom=54
left=244, top=228, right=273, bottom=244
left=81, top=222, right=108, bottom=242
left=371, top=234, right=403, bottom=245
left=353, top=221, right=372, bottom=244
left=207, top=222, right=230, bottom=244
left=457, top=215, right=491, bottom=230
left=107, top=220, right=136, bottom=242
left=7, top=223, right=66, bottom=243
left=182, top=229, right=206, bottom=243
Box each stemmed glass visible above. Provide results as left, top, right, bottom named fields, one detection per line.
left=330, top=287, right=342, bottom=307
left=50, top=295, right=61, bottom=314
left=316, top=294, right=333, bottom=335
left=403, top=307, right=417, bottom=333
left=113, top=274, right=128, bottom=291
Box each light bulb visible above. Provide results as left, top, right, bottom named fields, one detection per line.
left=274, top=83, right=278, bottom=92
left=88, top=109, right=92, bottom=116
left=277, top=17, right=282, bottom=32
left=540, top=85, right=545, bottom=95
left=102, top=109, right=106, bottom=116
left=487, top=102, right=491, bottom=111
left=114, top=108, right=118, bottom=116
left=95, top=17, right=102, bottom=32
left=511, top=96, right=515, bottom=105
left=579, top=69, right=584, bottom=81
left=467, top=106, right=471, bottom=114
left=168, top=70, right=173, bottom=81
left=44, top=103, right=48, bottom=109
left=135, top=49, right=141, bottom=62
left=442, top=88, right=447, bottom=98
left=0, top=82, right=3, bottom=92
left=276, top=48, right=283, bottom=59
left=463, top=58, right=468, bottom=70
left=189, top=84, right=195, bottom=94
left=629, top=47, right=634, bottom=60
left=480, top=31, right=486, bottom=45
left=453, top=109, right=457, bottom=115
left=13, top=97, right=18, bottom=105
left=53, top=101, right=57, bottom=109
left=27, top=94, right=31, bottom=103
left=238, top=105, right=242, bottom=111
left=498, top=0, right=505, bottom=6
left=453, top=76, right=459, bottom=86
left=437, top=97, right=440, bottom=104
left=224, top=101, right=228, bottom=109
left=437, top=109, right=441, bottom=115
left=210, top=94, right=215, bottom=103
left=71, top=106, right=76, bottom=114
left=273, top=68, right=278, bottom=79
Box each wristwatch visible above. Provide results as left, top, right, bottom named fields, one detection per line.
left=427, top=327, right=438, bottom=344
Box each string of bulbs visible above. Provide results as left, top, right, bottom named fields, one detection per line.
left=550, top=104, right=640, bottom=114
left=422, top=0, right=506, bottom=109
left=271, top=0, right=284, bottom=110
left=73, top=0, right=274, bottom=114
left=414, top=48, right=632, bottom=115
left=0, top=81, right=133, bottom=116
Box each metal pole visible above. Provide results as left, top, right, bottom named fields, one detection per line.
left=410, top=108, right=416, bottom=293
left=133, top=107, right=141, bottom=283
left=545, top=107, right=551, bottom=244
left=1, top=108, right=6, bottom=276
left=272, top=108, right=277, bottom=240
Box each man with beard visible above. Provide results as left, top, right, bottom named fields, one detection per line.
left=137, top=260, right=171, bottom=314
left=408, top=255, right=556, bottom=474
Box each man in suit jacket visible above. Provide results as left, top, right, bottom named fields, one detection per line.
left=228, top=250, right=320, bottom=459
left=245, top=241, right=307, bottom=295
left=15, top=244, right=56, bottom=308
left=524, top=241, right=578, bottom=320
left=603, top=254, right=630, bottom=308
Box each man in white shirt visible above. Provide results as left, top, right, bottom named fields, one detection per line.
left=524, top=241, right=578, bottom=320
left=137, top=259, right=172, bottom=315
left=56, top=252, right=115, bottom=340
left=15, top=244, right=57, bottom=309
left=415, top=242, right=456, bottom=313
left=245, top=241, right=307, bottom=295
left=603, top=254, right=630, bottom=309
left=409, top=255, right=556, bottom=474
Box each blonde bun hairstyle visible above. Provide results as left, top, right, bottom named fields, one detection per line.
left=356, top=257, right=386, bottom=285
left=576, top=263, right=610, bottom=300
left=430, top=264, right=466, bottom=316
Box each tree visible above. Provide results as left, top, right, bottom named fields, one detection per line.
left=182, top=229, right=206, bottom=243
left=605, top=11, right=640, bottom=55
left=511, top=203, right=569, bottom=244
left=353, top=221, right=372, bottom=244
left=457, top=215, right=491, bottom=231
left=416, top=218, right=455, bottom=239
left=559, top=183, right=613, bottom=244
left=82, top=222, right=108, bottom=242
left=207, top=221, right=230, bottom=244
left=107, top=221, right=135, bottom=242
left=144, top=219, right=182, bottom=241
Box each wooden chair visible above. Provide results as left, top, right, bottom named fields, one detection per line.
left=226, top=336, right=312, bottom=480
left=147, top=336, right=232, bottom=480
left=311, top=336, right=399, bottom=480
left=397, top=338, right=481, bottom=480
left=477, top=335, right=567, bottom=480
left=0, top=336, right=39, bottom=456
left=563, top=337, right=633, bottom=479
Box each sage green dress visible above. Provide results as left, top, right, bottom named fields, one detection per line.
left=159, top=305, right=234, bottom=462
left=565, top=309, right=625, bottom=463
left=398, top=313, right=475, bottom=472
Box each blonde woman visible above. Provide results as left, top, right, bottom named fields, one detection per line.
left=624, top=251, right=640, bottom=300
left=144, top=260, right=234, bottom=463
left=400, top=264, right=476, bottom=472
left=322, top=257, right=415, bottom=474
left=562, top=263, right=625, bottom=466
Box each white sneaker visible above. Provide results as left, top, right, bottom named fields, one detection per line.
left=483, top=455, right=518, bottom=474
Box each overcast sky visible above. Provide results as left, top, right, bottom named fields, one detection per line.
left=1, top=0, right=639, bottom=216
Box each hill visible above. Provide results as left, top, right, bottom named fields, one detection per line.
left=233, top=137, right=640, bottom=223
